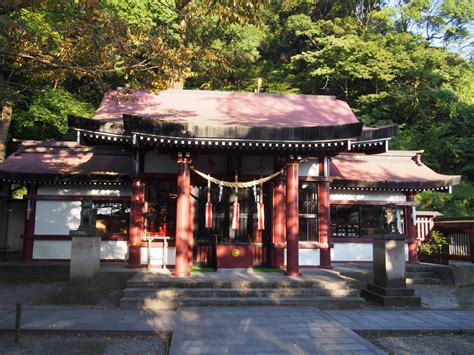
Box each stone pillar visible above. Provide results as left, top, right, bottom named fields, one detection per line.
left=272, top=180, right=286, bottom=269
left=285, top=159, right=300, bottom=276
left=22, top=185, right=37, bottom=262
left=405, top=193, right=418, bottom=264
left=70, top=235, right=101, bottom=287
left=174, top=154, right=191, bottom=277
left=128, top=178, right=145, bottom=268
left=361, top=233, right=421, bottom=306
left=68, top=199, right=102, bottom=291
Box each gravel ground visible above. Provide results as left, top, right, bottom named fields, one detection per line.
left=366, top=333, right=474, bottom=355
left=0, top=280, right=123, bottom=309
left=0, top=333, right=169, bottom=355
left=0, top=281, right=65, bottom=309
left=413, top=285, right=474, bottom=310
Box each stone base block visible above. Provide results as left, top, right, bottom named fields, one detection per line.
left=361, top=283, right=421, bottom=307
left=449, top=264, right=474, bottom=286
left=366, top=283, right=415, bottom=297
left=70, top=236, right=101, bottom=287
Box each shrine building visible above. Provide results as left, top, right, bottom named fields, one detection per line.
left=0, top=89, right=461, bottom=276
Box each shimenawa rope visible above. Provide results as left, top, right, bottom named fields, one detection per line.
left=190, top=167, right=283, bottom=188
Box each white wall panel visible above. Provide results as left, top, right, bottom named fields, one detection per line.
left=33, top=240, right=71, bottom=259
left=332, top=242, right=410, bottom=262
left=140, top=246, right=176, bottom=266
left=35, top=201, right=81, bottom=235
left=332, top=243, right=373, bottom=261
left=33, top=240, right=129, bottom=260
left=101, top=240, right=128, bottom=260
left=283, top=248, right=321, bottom=266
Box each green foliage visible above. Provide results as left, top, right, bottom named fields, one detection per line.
left=417, top=181, right=474, bottom=216
left=419, top=231, right=449, bottom=256
left=1, top=0, right=473, bottom=217
left=11, top=88, right=95, bottom=141
left=11, top=186, right=27, bottom=200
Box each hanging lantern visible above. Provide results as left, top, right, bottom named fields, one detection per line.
left=257, top=183, right=265, bottom=230
left=231, top=173, right=240, bottom=230
left=205, top=201, right=213, bottom=229
left=205, top=180, right=212, bottom=229
left=231, top=189, right=240, bottom=230
left=257, top=202, right=265, bottom=230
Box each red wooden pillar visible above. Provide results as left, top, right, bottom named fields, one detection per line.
left=188, top=183, right=195, bottom=270
left=285, top=160, right=300, bottom=276
left=405, top=192, right=419, bottom=264
left=128, top=178, right=145, bottom=268
left=173, top=155, right=191, bottom=277
left=22, top=185, right=37, bottom=262
left=318, top=157, right=332, bottom=268
left=272, top=180, right=286, bottom=269
left=318, top=180, right=331, bottom=268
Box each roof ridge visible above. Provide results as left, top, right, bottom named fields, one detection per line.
left=109, top=88, right=339, bottom=101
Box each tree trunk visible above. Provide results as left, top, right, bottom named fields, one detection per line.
left=0, top=103, right=12, bottom=162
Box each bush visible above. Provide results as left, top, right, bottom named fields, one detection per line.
left=419, top=231, right=449, bottom=264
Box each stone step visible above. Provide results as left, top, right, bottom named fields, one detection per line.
left=406, top=271, right=435, bottom=278
left=361, top=289, right=421, bottom=307
left=125, top=280, right=356, bottom=290
left=122, top=287, right=360, bottom=298
left=406, top=277, right=442, bottom=285
left=120, top=296, right=365, bottom=310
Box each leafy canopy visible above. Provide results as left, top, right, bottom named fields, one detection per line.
left=0, top=0, right=473, bottom=215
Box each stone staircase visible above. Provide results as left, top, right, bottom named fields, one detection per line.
left=120, top=274, right=365, bottom=310
left=406, top=270, right=443, bottom=285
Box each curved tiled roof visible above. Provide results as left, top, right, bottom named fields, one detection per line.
left=331, top=151, right=461, bottom=190
left=94, top=89, right=360, bottom=127
left=0, top=141, right=132, bottom=184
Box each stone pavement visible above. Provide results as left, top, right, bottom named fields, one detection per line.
left=326, top=309, right=474, bottom=332
left=170, top=307, right=384, bottom=355
left=1, top=306, right=474, bottom=354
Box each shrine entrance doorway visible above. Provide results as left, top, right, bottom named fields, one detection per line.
left=193, top=183, right=273, bottom=269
